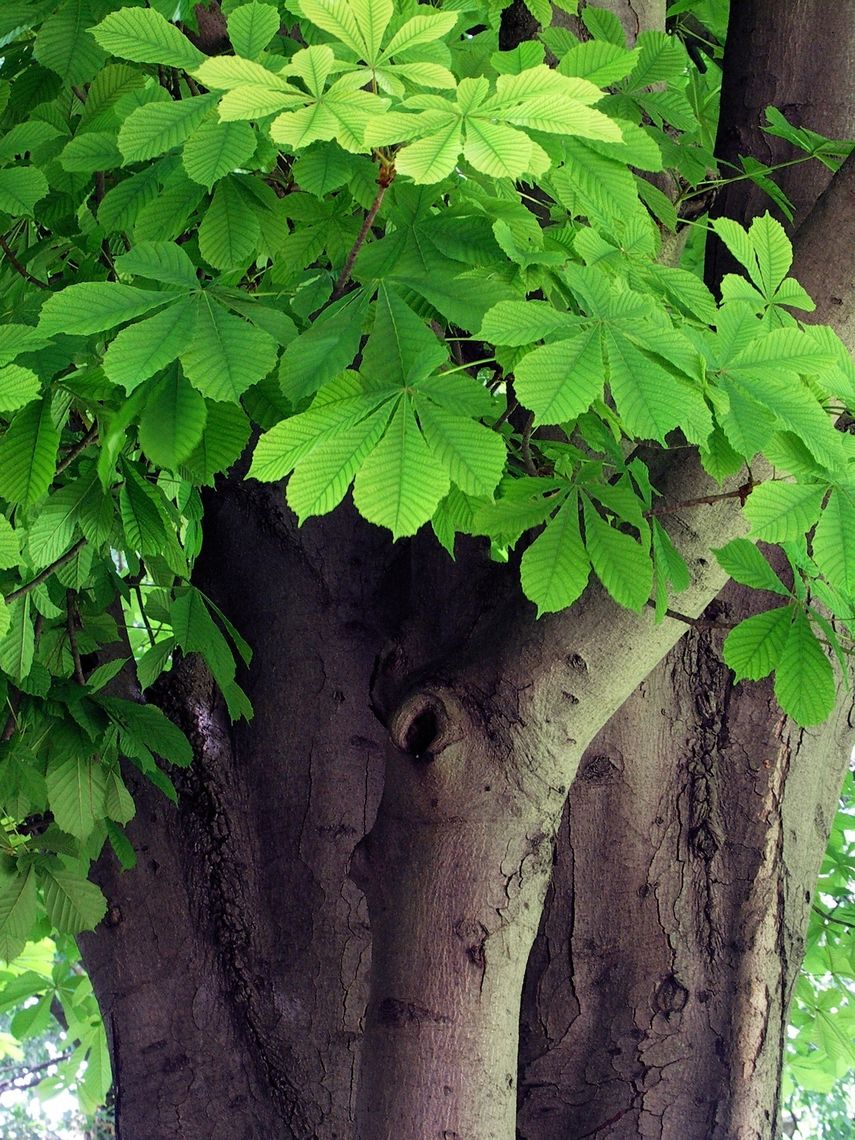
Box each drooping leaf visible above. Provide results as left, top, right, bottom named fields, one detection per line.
left=0, top=398, right=60, bottom=507
left=45, top=754, right=106, bottom=840
left=352, top=401, right=450, bottom=538
left=417, top=401, right=505, bottom=497
left=583, top=496, right=651, bottom=611
left=520, top=493, right=590, bottom=616
left=180, top=297, right=278, bottom=401
left=40, top=867, right=107, bottom=935
left=713, top=538, right=790, bottom=596
left=138, top=368, right=208, bottom=468
left=723, top=605, right=792, bottom=681
left=91, top=7, right=204, bottom=70
left=774, top=610, right=836, bottom=725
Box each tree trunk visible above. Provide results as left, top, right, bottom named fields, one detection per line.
left=79, top=4, right=855, bottom=1139
left=518, top=3, right=855, bottom=1136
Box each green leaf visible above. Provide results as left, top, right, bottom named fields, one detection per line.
left=0, top=598, right=34, bottom=681
left=59, top=130, right=123, bottom=173
left=520, top=494, right=590, bottom=616
left=45, top=754, right=106, bottom=840
left=91, top=7, right=204, bottom=70
left=558, top=40, right=639, bottom=86
left=723, top=606, right=792, bottom=681
left=417, top=402, right=505, bottom=497
left=0, top=398, right=60, bottom=508
left=181, top=401, right=251, bottom=484
left=713, top=538, right=790, bottom=596
left=182, top=119, right=257, bottom=190
left=0, top=517, right=20, bottom=570
left=381, top=10, right=457, bottom=58
left=171, top=587, right=235, bottom=689
left=280, top=294, right=368, bottom=402
left=139, top=368, right=208, bottom=468
left=119, top=95, right=218, bottom=163
left=813, top=488, right=855, bottom=598
left=353, top=401, right=450, bottom=538
left=40, top=867, right=107, bottom=935
left=39, top=283, right=172, bottom=336
left=104, top=298, right=196, bottom=392
left=743, top=482, right=825, bottom=543
left=774, top=610, right=836, bottom=725
left=34, top=0, right=107, bottom=84
left=395, top=121, right=462, bottom=184
left=301, top=0, right=391, bottom=62
left=0, top=365, right=40, bottom=413
left=114, top=241, right=199, bottom=289
left=0, top=868, right=37, bottom=962
left=478, top=301, right=579, bottom=346
left=119, top=463, right=168, bottom=554
left=227, top=2, right=281, bottom=58
left=181, top=297, right=278, bottom=401
left=198, top=177, right=261, bottom=271
left=515, top=331, right=604, bottom=424
left=583, top=497, right=651, bottom=611
left=361, top=284, right=447, bottom=387
left=287, top=406, right=391, bottom=520
left=99, top=696, right=193, bottom=767
left=0, top=168, right=49, bottom=218
left=749, top=213, right=792, bottom=296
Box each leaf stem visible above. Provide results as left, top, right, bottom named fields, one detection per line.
left=330, top=171, right=393, bottom=302
left=645, top=481, right=755, bottom=516
left=5, top=539, right=87, bottom=605
left=56, top=422, right=99, bottom=475
left=0, top=234, right=49, bottom=289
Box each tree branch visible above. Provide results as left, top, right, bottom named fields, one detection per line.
left=5, top=539, right=87, bottom=604
left=0, top=234, right=49, bottom=289
left=330, top=171, right=393, bottom=302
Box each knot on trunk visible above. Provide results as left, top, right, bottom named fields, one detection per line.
left=390, top=690, right=452, bottom=762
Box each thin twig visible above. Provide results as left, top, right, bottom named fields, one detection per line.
left=645, top=482, right=755, bottom=516
left=134, top=581, right=157, bottom=648
left=521, top=413, right=537, bottom=475
left=0, top=234, right=49, bottom=289
left=5, top=538, right=87, bottom=604
left=812, top=904, right=855, bottom=930
left=0, top=1049, right=75, bottom=1095
left=56, top=422, right=98, bottom=475
left=330, top=173, right=392, bottom=302
left=67, top=592, right=86, bottom=685
left=657, top=605, right=739, bottom=630
left=492, top=398, right=518, bottom=432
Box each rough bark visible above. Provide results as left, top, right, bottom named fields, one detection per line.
left=518, top=3, right=855, bottom=1136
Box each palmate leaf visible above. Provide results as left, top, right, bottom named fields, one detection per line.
left=40, top=867, right=107, bottom=935
left=181, top=401, right=251, bottom=485
left=138, top=368, right=208, bottom=468
left=812, top=488, right=855, bottom=598
left=300, top=0, right=393, bottom=63
left=0, top=867, right=37, bottom=962
left=773, top=610, right=836, bottom=725
left=0, top=597, right=34, bottom=680
left=463, top=118, right=542, bottom=179
left=288, top=406, right=391, bottom=520
left=280, top=294, right=369, bottom=402
left=182, top=119, right=257, bottom=190
left=514, top=330, right=604, bottom=424
left=520, top=493, right=590, bottom=616
left=723, top=605, right=792, bottom=681
left=45, top=754, right=106, bottom=840
left=748, top=213, right=792, bottom=295
left=119, top=462, right=168, bottom=554
left=713, top=538, right=790, bottom=596
left=743, top=482, right=825, bottom=543
left=103, top=297, right=196, bottom=392
left=34, top=0, right=106, bottom=85
left=726, top=327, right=835, bottom=379
left=395, top=121, right=462, bottom=183
left=198, top=177, right=260, bottom=271
left=380, top=11, right=457, bottom=58
left=0, top=365, right=40, bottom=412
left=181, top=297, right=278, bottom=402
left=353, top=400, right=450, bottom=538
left=91, top=7, right=204, bottom=71
left=39, top=282, right=172, bottom=336
left=417, top=402, right=505, bottom=497
left=227, top=1, right=280, bottom=59
left=114, top=241, right=199, bottom=289
left=583, top=497, right=651, bottom=612
left=118, top=95, right=219, bottom=164
left=0, top=167, right=49, bottom=217
left=479, top=301, right=580, bottom=346
left=0, top=397, right=59, bottom=507
left=361, top=284, right=447, bottom=387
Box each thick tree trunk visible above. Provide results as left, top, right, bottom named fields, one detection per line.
left=79, top=4, right=855, bottom=1139
left=518, top=3, right=855, bottom=1136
